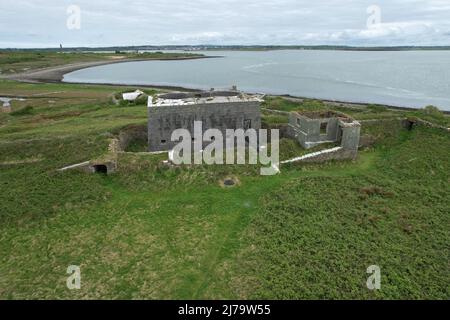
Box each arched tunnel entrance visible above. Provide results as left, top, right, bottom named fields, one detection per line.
left=406, top=120, right=416, bottom=131
left=92, top=164, right=108, bottom=174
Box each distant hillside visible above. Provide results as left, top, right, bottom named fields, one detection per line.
left=2, top=45, right=450, bottom=52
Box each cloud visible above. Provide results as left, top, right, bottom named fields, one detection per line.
left=309, top=21, right=445, bottom=45
left=0, top=0, right=449, bottom=47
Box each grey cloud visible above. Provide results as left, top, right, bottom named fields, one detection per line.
left=0, top=0, right=449, bottom=47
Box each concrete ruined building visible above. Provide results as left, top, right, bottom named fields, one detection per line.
left=147, top=90, right=263, bottom=152
left=122, top=90, right=144, bottom=101
left=287, top=111, right=361, bottom=159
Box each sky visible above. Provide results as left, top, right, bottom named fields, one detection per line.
left=0, top=0, right=449, bottom=48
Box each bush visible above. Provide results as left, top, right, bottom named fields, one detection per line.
left=422, top=105, right=442, bottom=116
left=10, top=106, right=34, bottom=116
left=301, top=99, right=326, bottom=111
left=367, top=104, right=387, bottom=113
left=134, top=94, right=148, bottom=106
left=114, top=89, right=150, bottom=107
left=413, top=105, right=448, bottom=127
left=261, top=113, right=289, bottom=126
left=262, top=97, right=299, bottom=112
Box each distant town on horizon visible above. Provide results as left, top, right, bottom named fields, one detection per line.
left=3, top=45, right=450, bottom=51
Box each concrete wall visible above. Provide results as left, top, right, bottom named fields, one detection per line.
left=148, top=101, right=261, bottom=151
left=299, top=148, right=358, bottom=163
left=288, top=113, right=340, bottom=149
left=340, top=122, right=361, bottom=151
left=287, top=112, right=361, bottom=156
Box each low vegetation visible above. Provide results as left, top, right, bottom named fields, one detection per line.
left=0, top=79, right=448, bottom=299
left=410, top=105, right=449, bottom=127
left=263, top=96, right=450, bottom=127
left=0, top=51, right=204, bottom=75
left=113, top=89, right=157, bottom=107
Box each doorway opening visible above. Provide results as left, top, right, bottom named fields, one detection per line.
left=93, top=165, right=108, bottom=174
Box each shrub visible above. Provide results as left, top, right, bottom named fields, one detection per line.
left=134, top=94, right=148, bottom=106
left=301, top=99, right=326, bottom=111
left=367, top=104, right=387, bottom=113
left=422, top=105, right=442, bottom=116
left=10, top=105, right=34, bottom=116
left=262, top=113, right=289, bottom=125
left=119, top=99, right=129, bottom=107
left=114, top=89, right=150, bottom=107
left=413, top=105, right=448, bottom=127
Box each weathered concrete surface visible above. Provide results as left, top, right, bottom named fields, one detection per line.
left=287, top=111, right=361, bottom=151
left=339, top=121, right=361, bottom=151
left=148, top=98, right=261, bottom=152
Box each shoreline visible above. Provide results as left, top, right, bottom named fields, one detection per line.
left=2, top=59, right=449, bottom=114
left=1, top=55, right=220, bottom=83
left=62, top=80, right=450, bottom=114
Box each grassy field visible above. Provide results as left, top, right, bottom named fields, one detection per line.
left=0, top=51, right=204, bottom=75
left=0, top=79, right=449, bottom=299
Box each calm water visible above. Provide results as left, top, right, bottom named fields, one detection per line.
left=64, top=50, right=450, bottom=110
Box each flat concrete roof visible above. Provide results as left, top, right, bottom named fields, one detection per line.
left=149, top=91, right=264, bottom=107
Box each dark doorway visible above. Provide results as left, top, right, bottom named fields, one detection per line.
left=337, top=127, right=344, bottom=144
left=244, top=119, right=252, bottom=130
left=93, top=165, right=108, bottom=174
left=223, top=179, right=235, bottom=186
left=406, top=120, right=415, bottom=131
left=320, top=122, right=328, bottom=135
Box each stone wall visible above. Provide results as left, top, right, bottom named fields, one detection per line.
left=148, top=101, right=261, bottom=151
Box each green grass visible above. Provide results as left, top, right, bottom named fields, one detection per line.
left=263, top=96, right=450, bottom=126
left=216, top=128, right=449, bottom=299
left=0, top=51, right=204, bottom=75
left=10, top=105, right=34, bottom=116
left=0, top=81, right=448, bottom=299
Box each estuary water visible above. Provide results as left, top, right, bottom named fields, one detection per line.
left=64, top=50, right=450, bottom=110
